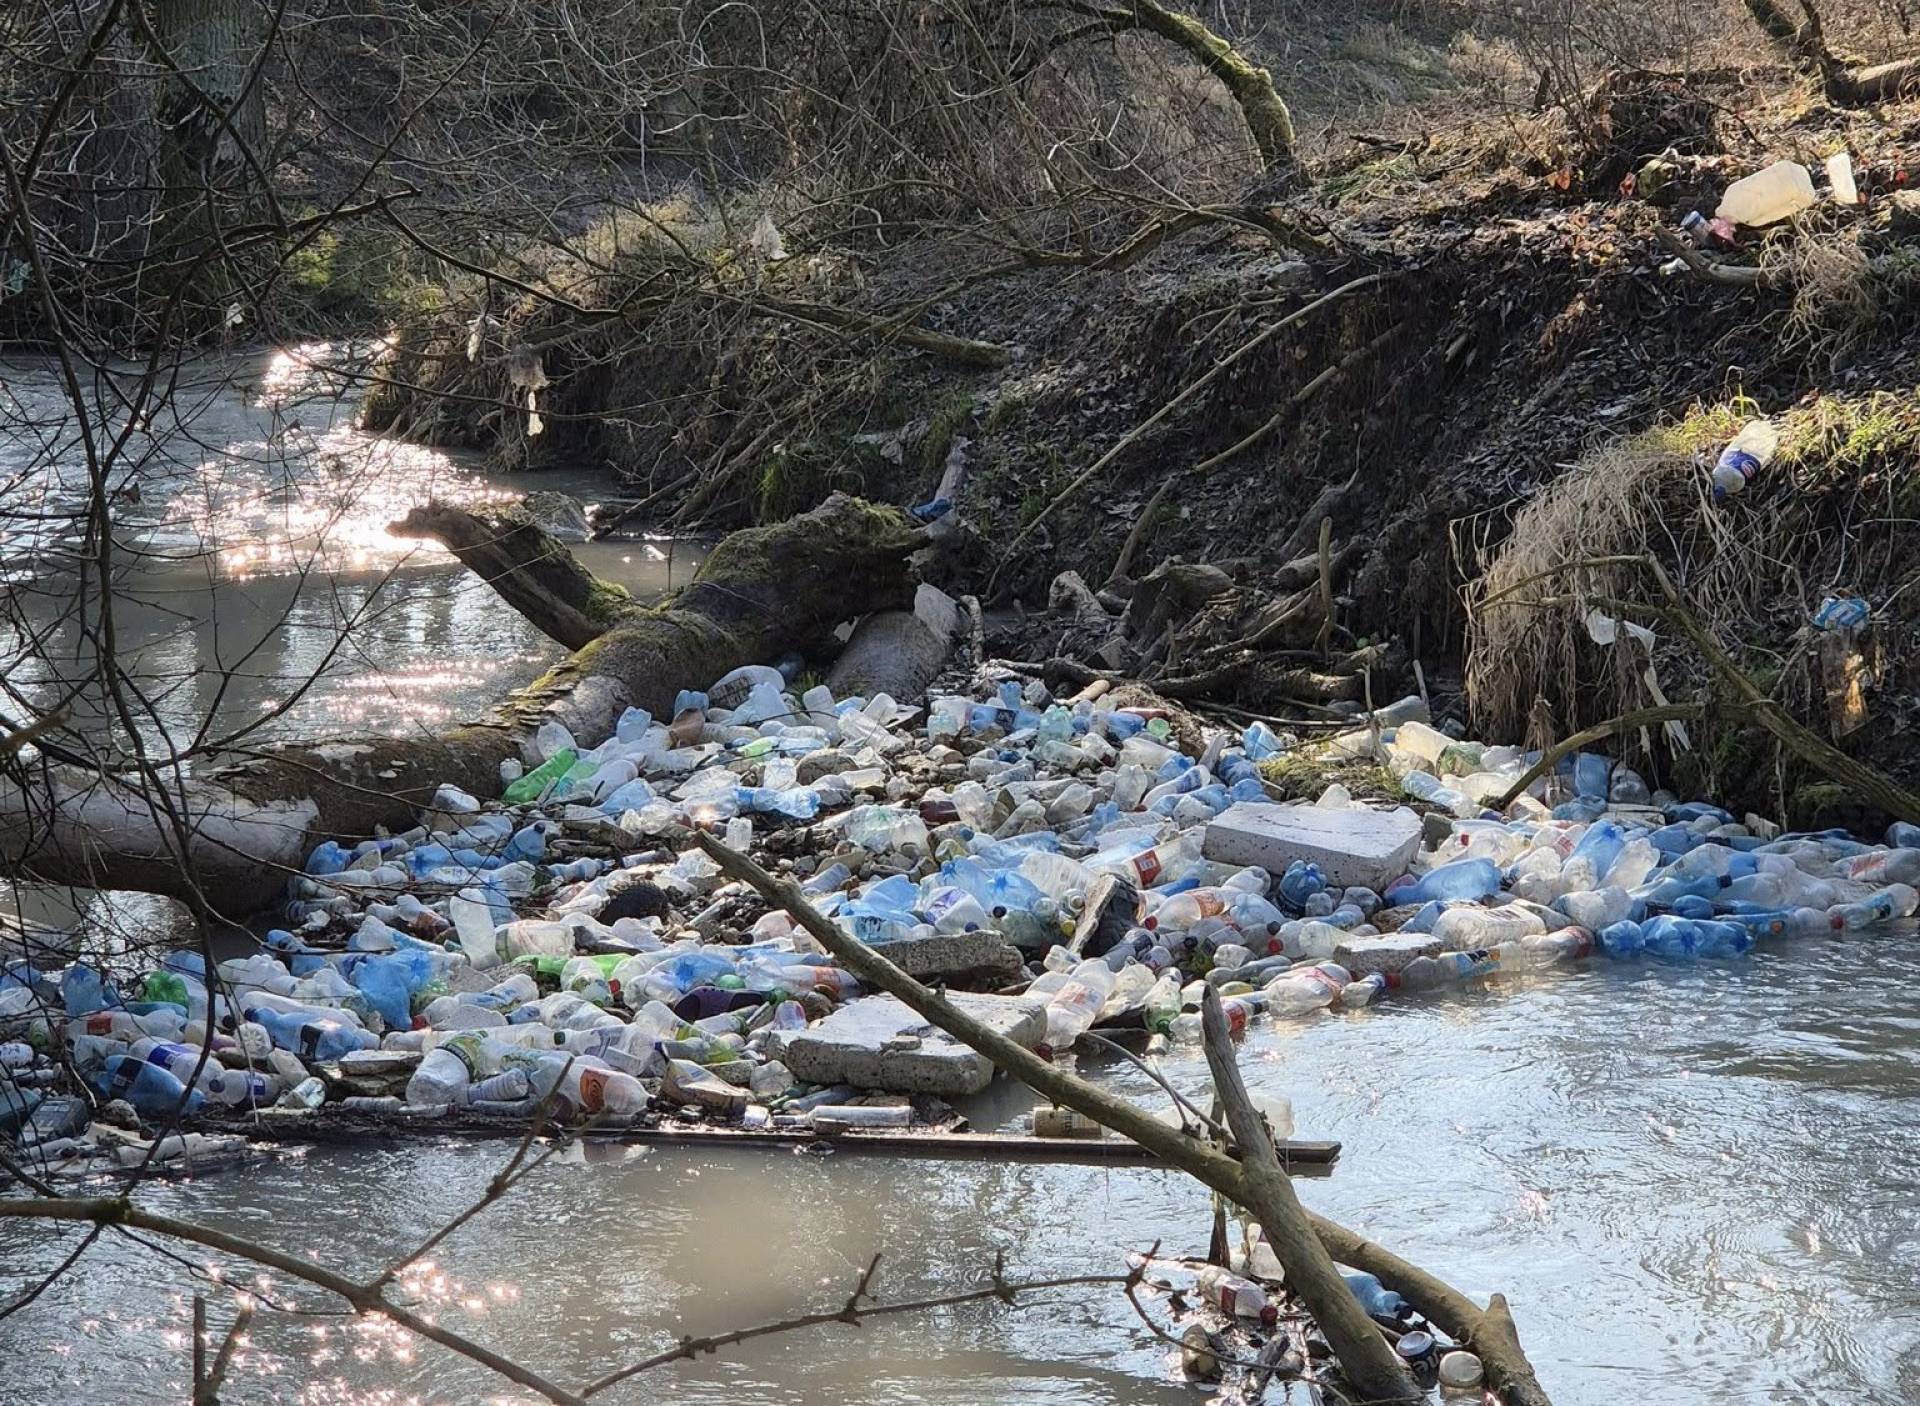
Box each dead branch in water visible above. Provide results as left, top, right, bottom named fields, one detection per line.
left=695, top=832, right=1561, bottom=1405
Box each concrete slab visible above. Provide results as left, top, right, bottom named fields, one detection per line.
left=1203, top=802, right=1422, bottom=891
left=1332, top=931, right=1444, bottom=977
left=771, top=992, right=1046, bottom=1096
left=869, top=929, right=1024, bottom=985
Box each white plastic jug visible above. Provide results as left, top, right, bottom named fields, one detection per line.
left=1717, top=160, right=1815, bottom=227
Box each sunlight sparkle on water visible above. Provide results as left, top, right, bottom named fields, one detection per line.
left=186, top=427, right=522, bottom=580
left=157, top=343, right=526, bottom=582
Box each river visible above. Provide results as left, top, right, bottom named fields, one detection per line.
left=1, top=352, right=1917, bottom=1406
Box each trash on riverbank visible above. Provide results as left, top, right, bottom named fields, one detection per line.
left=6, top=651, right=1920, bottom=1180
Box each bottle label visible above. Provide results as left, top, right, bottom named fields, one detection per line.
left=1717, top=448, right=1761, bottom=482
left=1305, top=969, right=1342, bottom=996
left=1132, top=849, right=1163, bottom=886
left=576, top=1067, right=608, bottom=1112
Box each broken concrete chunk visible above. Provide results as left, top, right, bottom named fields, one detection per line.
left=770, top=992, right=1046, bottom=1096
left=661, top=1058, right=750, bottom=1114
left=1203, top=802, right=1422, bottom=891
left=1068, top=873, right=1140, bottom=959
left=868, top=928, right=1024, bottom=985
left=1332, top=931, right=1444, bottom=978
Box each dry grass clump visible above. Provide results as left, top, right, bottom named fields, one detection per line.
left=1467, top=390, right=1920, bottom=762
left=1766, top=224, right=1881, bottom=369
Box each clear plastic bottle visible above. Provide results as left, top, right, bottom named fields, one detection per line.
left=1401, top=769, right=1475, bottom=817
left=1432, top=904, right=1544, bottom=950
left=1829, top=883, right=1918, bottom=930
left=1711, top=420, right=1780, bottom=501
left=1041, top=960, right=1117, bottom=1052
left=1846, top=848, right=1920, bottom=885
left=1196, top=1265, right=1278, bottom=1324
left=1263, top=962, right=1349, bottom=1015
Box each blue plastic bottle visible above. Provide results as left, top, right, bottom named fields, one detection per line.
left=1570, top=752, right=1613, bottom=800
left=305, top=840, right=349, bottom=876
left=1341, top=1270, right=1411, bottom=1324
left=245, top=1006, right=378, bottom=1060
left=1569, top=820, right=1627, bottom=878
left=1597, top=920, right=1646, bottom=958
left=58, top=963, right=121, bottom=1016
left=1634, top=872, right=1728, bottom=908
left=1278, top=860, right=1327, bottom=912
left=1388, top=858, right=1501, bottom=906
left=1640, top=915, right=1753, bottom=959
left=94, top=1054, right=205, bottom=1118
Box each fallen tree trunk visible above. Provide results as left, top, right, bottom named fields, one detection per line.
left=1739, top=0, right=1920, bottom=104
left=0, top=494, right=924, bottom=915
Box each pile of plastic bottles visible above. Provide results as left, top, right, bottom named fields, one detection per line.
left=7, top=656, right=1920, bottom=1166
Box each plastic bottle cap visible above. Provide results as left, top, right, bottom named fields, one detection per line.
left=1438, top=1350, right=1484, bottom=1388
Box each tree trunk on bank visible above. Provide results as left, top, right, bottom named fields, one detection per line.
left=0, top=494, right=924, bottom=916
left=138, top=0, right=269, bottom=319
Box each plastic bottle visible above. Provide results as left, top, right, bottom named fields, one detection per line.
left=503, top=748, right=577, bottom=804
left=205, top=1069, right=279, bottom=1107
left=1263, top=962, right=1349, bottom=1015
left=59, top=963, right=122, bottom=1016
left=278, top=1075, right=326, bottom=1110
left=93, top=1054, right=205, bottom=1118
left=1341, top=1270, right=1412, bottom=1325
left=922, top=886, right=990, bottom=934
left=1640, top=915, right=1754, bottom=959
left=1493, top=928, right=1595, bottom=969
left=1389, top=858, right=1501, bottom=906
left=1092, top=830, right=1201, bottom=888
left=1846, top=848, right=1920, bottom=885
left=1432, top=904, right=1544, bottom=950
left=245, top=1006, right=379, bottom=1061
left=128, top=1038, right=220, bottom=1091
left=1829, top=883, right=1918, bottom=930
left=1401, top=769, right=1474, bottom=817
left=1142, top=972, right=1184, bottom=1034
left=1341, top=972, right=1389, bottom=1007
left=1277, top=860, right=1327, bottom=911
left=409, top=1037, right=487, bottom=1106
left=1041, top=961, right=1117, bottom=1052
left=1716, top=160, right=1815, bottom=227
left=737, top=786, right=821, bottom=820
left=1711, top=420, right=1779, bottom=501
left=1196, top=1265, right=1278, bottom=1325
left=553, top=1059, right=649, bottom=1115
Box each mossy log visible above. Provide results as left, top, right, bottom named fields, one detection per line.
left=0, top=495, right=924, bottom=916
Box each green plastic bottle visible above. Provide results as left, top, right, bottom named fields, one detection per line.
left=143, top=971, right=190, bottom=1008
left=502, top=748, right=575, bottom=804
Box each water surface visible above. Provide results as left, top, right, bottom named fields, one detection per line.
left=4, top=941, right=1917, bottom=1405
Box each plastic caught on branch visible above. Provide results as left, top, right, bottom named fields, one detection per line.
left=750, top=212, right=787, bottom=262
left=507, top=345, right=550, bottom=437
left=1584, top=609, right=1690, bottom=752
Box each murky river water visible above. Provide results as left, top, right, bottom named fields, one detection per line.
left=2, top=355, right=1917, bottom=1406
